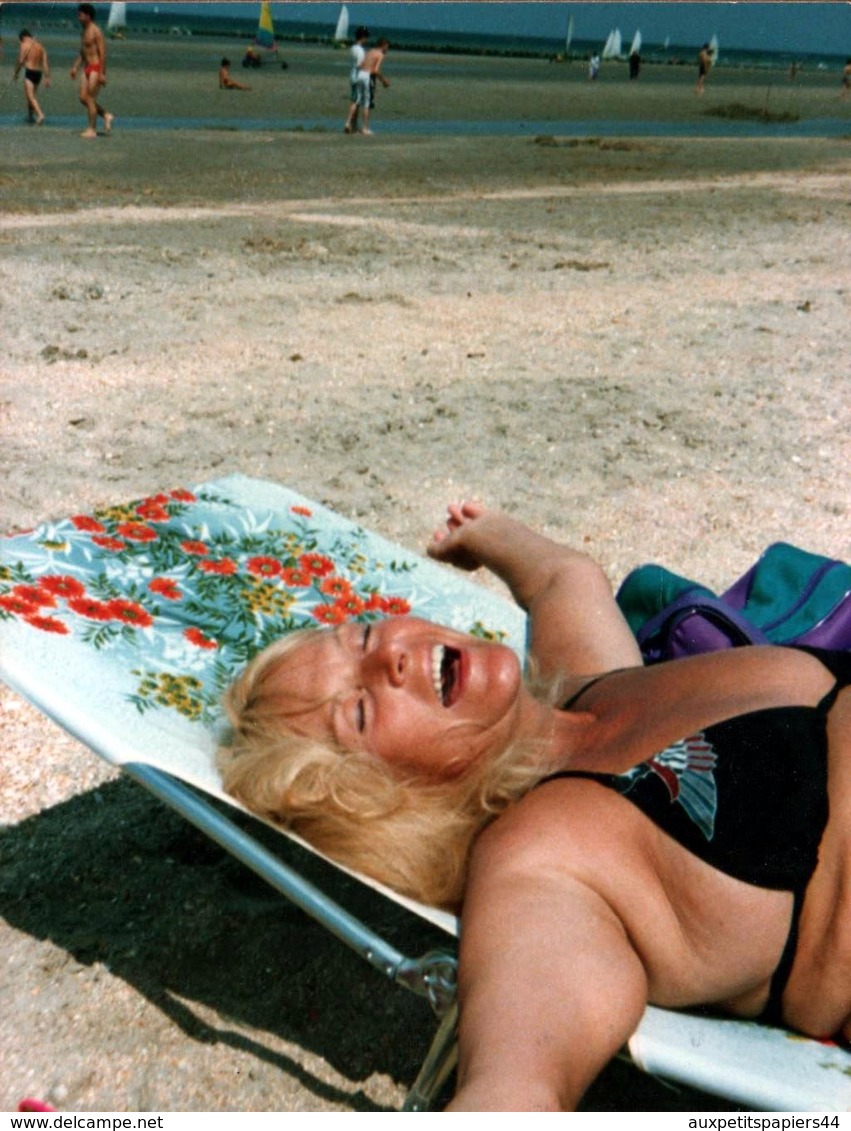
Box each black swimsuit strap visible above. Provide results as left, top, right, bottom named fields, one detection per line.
left=560, top=668, right=631, bottom=711
left=759, top=887, right=806, bottom=1027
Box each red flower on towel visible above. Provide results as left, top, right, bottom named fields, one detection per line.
left=117, top=522, right=158, bottom=543
left=135, top=502, right=170, bottom=523
left=68, top=596, right=114, bottom=621
left=335, top=593, right=365, bottom=617
left=40, top=575, right=85, bottom=600
left=290, top=505, right=313, bottom=517
left=12, top=584, right=56, bottom=608
left=170, top=488, right=196, bottom=503
left=184, top=627, right=217, bottom=649
left=25, top=615, right=69, bottom=635
left=320, top=575, right=352, bottom=599
left=382, top=596, right=412, bottom=616
left=148, top=578, right=182, bottom=601
left=107, top=599, right=154, bottom=628
left=246, top=556, right=282, bottom=578
left=71, top=515, right=105, bottom=533
left=181, top=540, right=208, bottom=555
left=300, top=552, right=335, bottom=578
left=199, top=558, right=238, bottom=575
left=312, top=603, right=347, bottom=625
left=281, top=566, right=311, bottom=587
left=363, top=593, right=384, bottom=612
left=92, top=535, right=126, bottom=552
left=0, top=593, right=39, bottom=616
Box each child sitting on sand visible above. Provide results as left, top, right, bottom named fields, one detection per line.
left=219, top=58, right=250, bottom=91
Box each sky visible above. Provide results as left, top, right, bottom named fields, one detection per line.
left=112, top=3, right=851, bottom=56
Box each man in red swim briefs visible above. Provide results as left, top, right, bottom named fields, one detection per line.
left=69, top=2, right=113, bottom=139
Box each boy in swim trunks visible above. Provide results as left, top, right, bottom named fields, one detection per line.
left=14, top=30, right=50, bottom=124
left=69, top=3, right=113, bottom=139
left=363, top=39, right=391, bottom=129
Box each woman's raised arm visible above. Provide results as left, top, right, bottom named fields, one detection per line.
left=427, top=502, right=641, bottom=680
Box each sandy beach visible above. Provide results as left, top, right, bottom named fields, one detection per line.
left=1, top=30, right=850, bottom=1112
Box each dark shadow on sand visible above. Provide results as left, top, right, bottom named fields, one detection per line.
left=0, top=777, right=742, bottom=1112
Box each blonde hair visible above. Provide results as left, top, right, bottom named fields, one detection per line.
left=217, top=628, right=551, bottom=910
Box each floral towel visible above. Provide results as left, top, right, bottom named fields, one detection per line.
left=0, top=474, right=526, bottom=798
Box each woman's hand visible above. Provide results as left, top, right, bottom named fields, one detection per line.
left=427, top=500, right=488, bottom=571
left=428, top=500, right=643, bottom=679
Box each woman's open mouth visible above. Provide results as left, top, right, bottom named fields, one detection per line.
left=431, top=644, right=462, bottom=707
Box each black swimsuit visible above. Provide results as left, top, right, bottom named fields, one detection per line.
left=539, top=646, right=851, bottom=1025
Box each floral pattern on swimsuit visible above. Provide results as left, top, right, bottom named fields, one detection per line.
left=0, top=477, right=520, bottom=729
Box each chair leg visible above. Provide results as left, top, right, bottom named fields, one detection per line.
left=401, top=1002, right=459, bottom=1112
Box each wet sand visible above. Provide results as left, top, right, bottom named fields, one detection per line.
left=1, top=32, right=850, bottom=1113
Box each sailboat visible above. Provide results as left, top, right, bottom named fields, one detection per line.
left=334, top=4, right=350, bottom=44
left=565, top=12, right=574, bottom=55
left=629, top=29, right=642, bottom=57
left=253, top=2, right=278, bottom=54
left=106, top=1, right=126, bottom=39
left=709, top=33, right=720, bottom=64
left=601, top=28, right=622, bottom=60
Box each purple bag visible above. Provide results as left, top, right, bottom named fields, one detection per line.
left=617, top=543, right=851, bottom=664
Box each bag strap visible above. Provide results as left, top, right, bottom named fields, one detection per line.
left=635, top=589, right=770, bottom=650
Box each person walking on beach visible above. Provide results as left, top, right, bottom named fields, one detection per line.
left=362, top=39, right=391, bottom=134
left=219, top=58, right=250, bottom=91
left=343, top=25, right=370, bottom=134
left=696, top=42, right=714, bottom=95
left=14, top=29, right=50, bottom=124
left=841, top=59, right=851, bottom=100
left=69, top=3, right=113, bottom=139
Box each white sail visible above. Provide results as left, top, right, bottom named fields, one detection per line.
left=565, top=12, right=574, bottom=53
left=663, top=35, right=670, bottom=50
left=629, top=29, right=642, bottom=57
left=612, top=28, right=622, bottom=58
left=601, top=30, right=615, bottom=59
left=709, top=33, right=720, bottom=64
left=334, top=4, right=349, bottom=42
left=107, top=2, right=126, bottom=33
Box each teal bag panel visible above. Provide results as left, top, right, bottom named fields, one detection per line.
left=741, top=542, right=851, bottom=642
left=615, top=564, right=715, bottom=637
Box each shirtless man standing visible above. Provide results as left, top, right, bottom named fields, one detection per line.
left=696, top=42, right=714, bottom=95
left=69, top=3, right=113, bottom=138
left=14, top=30, right=50, bottom=125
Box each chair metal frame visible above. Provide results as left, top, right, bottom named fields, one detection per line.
left=124, top=762, right=459, bottom=1111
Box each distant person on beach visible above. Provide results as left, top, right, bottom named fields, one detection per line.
left=628, top=50, right=641, bottom=80
left=69, top=3, right=113, bottom=138
left=343, top=24, right=370, bottom=134
left=14, top=30, right=50, bottom=124
left=841, top=59, right=851, bottom=100
left=588, top=53, right=600, bottom=81
left=696, top=43, right=714, bottom=95
left=219, top=58, right=250, bottom=91
left=364, top=39, right=391, bottom=127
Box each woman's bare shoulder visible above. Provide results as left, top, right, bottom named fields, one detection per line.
left=472, top=776, right=641, bottom=881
